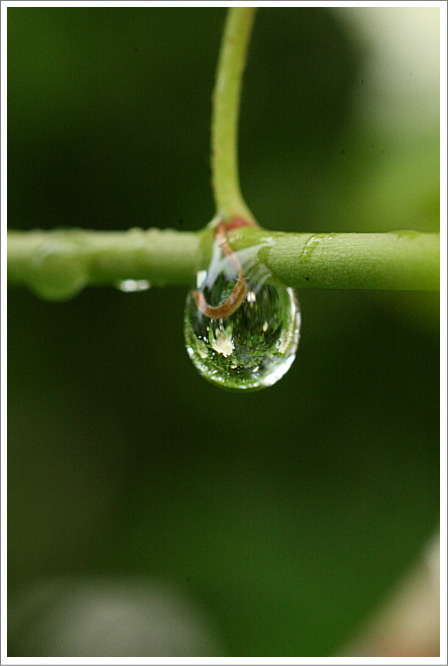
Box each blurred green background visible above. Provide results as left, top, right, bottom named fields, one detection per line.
left=8, top=7, right=439, bottom=657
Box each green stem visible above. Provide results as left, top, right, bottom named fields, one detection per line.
left=212, top=7, right=257, bottom=223
left=7, top=229, right=440, bottom=300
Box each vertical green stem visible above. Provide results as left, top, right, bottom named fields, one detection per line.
left=212, top=7, right=257, bottom=224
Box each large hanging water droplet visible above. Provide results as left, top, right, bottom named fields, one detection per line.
left=184, top=226, right=300, bottom=391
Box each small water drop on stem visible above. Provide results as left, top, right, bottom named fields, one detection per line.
left=116, top=279, right=151, bottom=293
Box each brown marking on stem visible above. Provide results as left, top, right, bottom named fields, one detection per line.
left=225, top=216, right=258, bottom=232
left=192, top=219, right=248, bottom=319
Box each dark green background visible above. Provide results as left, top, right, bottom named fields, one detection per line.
left=8, top=7, right=439, bottom=657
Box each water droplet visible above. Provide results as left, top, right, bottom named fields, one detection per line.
left=393, top=230, right=420, bottom=241
left=184, top=227, right=300, bottom=392
left=29, top=241, right=87, bottom=301
left=299, top=234, right=324, bottom=263
left=116, top=279, right=151, bottom=292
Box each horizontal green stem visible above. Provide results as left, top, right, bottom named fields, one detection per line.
left=7, top=228, right=439, bottom=300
